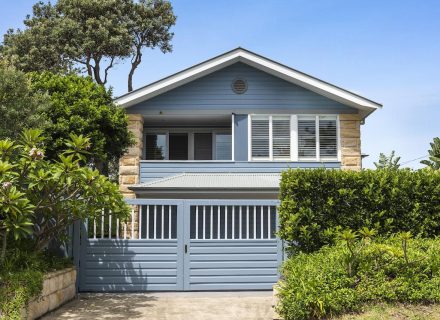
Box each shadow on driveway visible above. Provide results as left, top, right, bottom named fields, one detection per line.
left=42, top=291, right=274, bottom=320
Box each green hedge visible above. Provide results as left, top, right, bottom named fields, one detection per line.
left=278, top=169, right=440, bottom=253
left=276, top=237, right=440, bottom=320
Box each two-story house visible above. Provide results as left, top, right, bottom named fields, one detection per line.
left=77, top=48, right=381, bottom=292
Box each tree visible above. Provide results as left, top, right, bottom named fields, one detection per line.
left=421, top=137, right=440, bottom=170
left=127, top=0, right=176, bottom=92
left=1, top=0, right=176, bottom=91
left=30, top=72, right=133, bottom=177
left=374, top=150, right=401, bottom=170
left=0, top=129, right=130, bottom=261
left=0, top=62, right=51, bottom=139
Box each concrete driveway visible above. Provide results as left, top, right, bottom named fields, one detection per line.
left=41, top=291, right=275, bottom=320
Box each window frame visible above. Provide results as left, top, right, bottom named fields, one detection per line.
left=249, top=114, right=340, bottom=162
left=143, top=128, right=232, bottom=161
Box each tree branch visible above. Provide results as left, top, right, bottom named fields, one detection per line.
left=103, top=56, right=115, bottom=84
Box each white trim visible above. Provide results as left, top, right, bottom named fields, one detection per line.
left=315, top=116, right=320, bottom=161
left=247, top=114, right=252, bottom=161
left=291, top=115, right=298, bottom=161
left=337, top=115, right=341, bottom=162
left=269, top=115, right=273, bottom=161
left=231, top=114, right=235, bottom=161
left=115, top=48, right=382, bottom=117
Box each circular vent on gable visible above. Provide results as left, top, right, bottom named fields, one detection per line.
left=231, top=78, right=247, bottom=94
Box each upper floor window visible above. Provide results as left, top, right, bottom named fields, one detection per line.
left=144, top=130, right=231, bottom=161
left=250, top=115, right=338, bottom=161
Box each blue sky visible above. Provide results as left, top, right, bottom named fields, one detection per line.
left=1, top=1, right=439, bottom=168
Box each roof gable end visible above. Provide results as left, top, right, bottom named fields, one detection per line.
left=115, top=47, right=382, bottom=118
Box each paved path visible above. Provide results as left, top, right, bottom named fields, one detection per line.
left=42, top=291, right=275, bottom=320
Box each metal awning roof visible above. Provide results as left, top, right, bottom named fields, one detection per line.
left=129, top=173, right=281, bottom=191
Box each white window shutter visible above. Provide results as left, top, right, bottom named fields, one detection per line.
left=298, top=116, right=317, bottom=158
left=272, top=116, right=290, bottom=159
left=319, top=116, right=338, bottom=158
left=251, top=116, right=270, bottom=158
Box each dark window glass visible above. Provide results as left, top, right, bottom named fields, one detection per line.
left=194, top=133, right=213, bottom=160
left=169, top=133, right=188, bottom=160
left=145, top=134, right=166, bottom=160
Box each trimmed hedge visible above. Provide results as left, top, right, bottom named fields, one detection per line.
left=276, top=237, right=440, bottom=320
left=278, top=169, right=440, bottom=253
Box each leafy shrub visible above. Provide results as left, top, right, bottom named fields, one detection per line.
left=278, top=168, right=440, bottom=253
left=276, top=236, right=440, bottom=320
left=0, top=129, right=130, bottom=260
left=30, top=72, right=133, bottom=176
left=0, top=249, right=72, bottom=320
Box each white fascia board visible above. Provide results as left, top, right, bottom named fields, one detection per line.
left=116, top=48, right=382, bottom=113
left=237, top=52, right=381, bottom=111
left=115, top=50, right=243, bottom=108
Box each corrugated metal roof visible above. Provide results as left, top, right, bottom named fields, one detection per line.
left=129, top=173, right=281, bottom=190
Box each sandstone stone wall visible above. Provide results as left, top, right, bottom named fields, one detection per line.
left=25, top=267, right=77, bottom=320
left=339, top=114, right=362, bottom=171
left=119, top=114, right=144, bottom=198
left=119, top=114, right=143, bottom=238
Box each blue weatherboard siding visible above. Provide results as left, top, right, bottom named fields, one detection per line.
left=139, top=161, right=340, bottom=183
left=127, top=63, right=357, bottom=116
left=234, top=114, right=248, bottom=161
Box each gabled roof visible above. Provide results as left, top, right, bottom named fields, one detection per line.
left=129, top=173, right=281, bottom=191
left=115, top=47, right=382, bottom=118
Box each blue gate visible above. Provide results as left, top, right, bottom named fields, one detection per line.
left=75, top=199, right=282, bottom=292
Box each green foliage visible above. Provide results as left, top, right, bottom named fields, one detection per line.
left=374, top=150, right=401, bottom=170
left=1, top=0, right=176, bottom=90
left=0, top=269, right=42, bottom=320
left=0, top=248, right=72, bottom=320
left=0, top=62, right=50, bottom=139
left=30, top=72, right=133, bottom=176
left=278, top=168, right=440, bottom=253
left=0, top=129, right=130, bottom=260
left=276, top=236, right=440, bottom=320
left=421, top=137, right=440, bottom=170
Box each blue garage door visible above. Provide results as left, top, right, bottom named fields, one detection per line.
left=76, top=200, right=282, bottom=292
left=185, top=204, right=281, bottom=290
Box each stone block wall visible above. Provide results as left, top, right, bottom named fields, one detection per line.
left=119, top=113, right=144, bottom=238
left=339, top=114, right=362, bottom=171
left=25, top=267, right=77, bottom=320
left=119, top=113, right=144, bottom=198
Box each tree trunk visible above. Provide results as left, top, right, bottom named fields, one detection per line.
left=85, top=55, right=93, bottom=78
left=128, top=48, right=142, bottom=92
left=128, top=67, right=135, bottom=92
left=92, top=57, right=104, bottom=85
